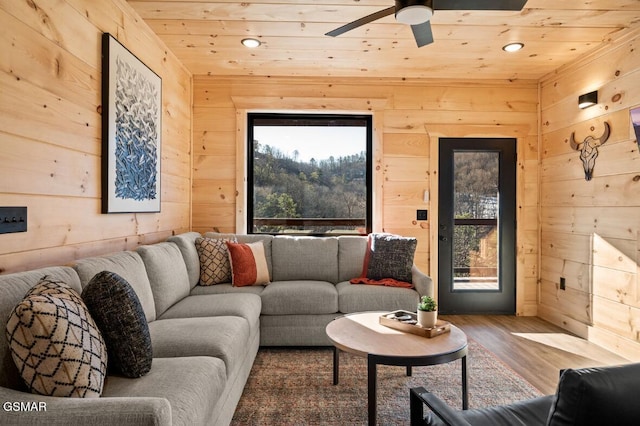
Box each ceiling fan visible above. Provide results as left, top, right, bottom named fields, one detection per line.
left=325, top=0, right=528, bottom=47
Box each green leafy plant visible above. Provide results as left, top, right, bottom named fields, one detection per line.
left=418, top=295, right=437, bottom=312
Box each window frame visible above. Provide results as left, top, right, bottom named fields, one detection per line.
left=246, top=112, right=373, bottom=236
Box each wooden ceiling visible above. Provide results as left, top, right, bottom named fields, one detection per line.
left=128, top=0, right=640, bottom=80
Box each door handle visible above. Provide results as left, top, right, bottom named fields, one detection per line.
left=439, top=235, right=447, bottom=241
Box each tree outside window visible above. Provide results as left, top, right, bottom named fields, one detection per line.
left=247, top=113, right=372, bottom=235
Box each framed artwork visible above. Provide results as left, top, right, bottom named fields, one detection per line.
left=101, top=33, right=161, bottom=213
left=631, top=105, right=640, bottom=152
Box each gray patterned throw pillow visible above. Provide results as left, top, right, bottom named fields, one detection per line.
left=366, top=233, right=417, bottom=283
left=82, top=271, right=152, bottom=378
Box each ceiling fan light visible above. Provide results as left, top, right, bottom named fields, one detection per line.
left=396, top=5, right=433, bottom=25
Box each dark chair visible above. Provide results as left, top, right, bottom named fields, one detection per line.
left=410, top=362, right=640, bottom=426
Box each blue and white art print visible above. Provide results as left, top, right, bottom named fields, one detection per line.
left=102, top=33, right=161, bottom=213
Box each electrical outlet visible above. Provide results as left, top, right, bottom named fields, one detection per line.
left=0, top=207, right=27, bottom=234
left=416, top=210, right=428, bottom=221
left=559, top=277, right=566, bottom=291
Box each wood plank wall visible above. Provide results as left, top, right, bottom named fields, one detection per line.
left=0, top=0, right=192, bottom=274
left=539, top=28, right=640, bottom=360
left=192, top=76, right=540, bottom=315
left=4, top=0, right=636, bottom=359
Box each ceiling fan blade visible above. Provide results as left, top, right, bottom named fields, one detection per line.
left=411, top=21, right=434, bottom=47
left=433, top=0, right=527, bottom=10
left=325, top=6, right=395, bottom=37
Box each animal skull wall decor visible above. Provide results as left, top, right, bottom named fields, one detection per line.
left=569, top=122, right=611, bottom=181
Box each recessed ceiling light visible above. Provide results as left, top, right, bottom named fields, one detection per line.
left=241, top=38, right=261, bottom=48
left=502, top=42, right=524, bottom=52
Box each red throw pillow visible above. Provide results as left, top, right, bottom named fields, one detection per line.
left=225, top=241, right=270, bottom=287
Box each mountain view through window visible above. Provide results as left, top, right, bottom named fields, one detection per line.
left=247, top=114, right=372, bottom=235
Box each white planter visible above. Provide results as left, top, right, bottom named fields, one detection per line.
left=417, top=310, right=438, bottom=328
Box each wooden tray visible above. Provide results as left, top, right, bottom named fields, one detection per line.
left=379, top=310, right=451, bottom=338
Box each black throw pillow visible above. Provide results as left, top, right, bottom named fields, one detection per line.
left=82, top=271, right=152, bottom=378
left=366, top=233, right=417, bottom=283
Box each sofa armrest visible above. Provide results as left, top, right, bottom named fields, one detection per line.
left=0, top=387, right=171, bottom=426
left=410, top=387, right=472, bottom=426
left=412, top=265, right=434, bottom=298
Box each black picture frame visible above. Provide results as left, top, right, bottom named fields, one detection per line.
left=631, top=105, right=640, bottom=152
left=101, top=33, right=162, bottom=213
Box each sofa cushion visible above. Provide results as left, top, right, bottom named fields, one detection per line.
left=547, top=363, right=640, bottom=426
left=137, top=243, right=191, bottom=317
left=336, top=281, right=419, bottom=313
left=102, top=356, right=226, bottom=426
left=226, top=241, right=270, bottom=286
left=338, top=236, right=368, bottom=282
left=195, top=236, right=234, bottom=285
left=148, top=316, right=250, bottom=377
left=260, top=314, right=336, bottom=346
left=271, top=236, right=339, bottom=283
left=260, top=281, right=339, bottom=315
left=190, top=283, right=265, bottom=296
left=158, top=293, right=262, bottom=328
left=82, top=271, right=152, bottom=378
left=5, top=277, right=107, bottom=398
left=74, top=251, right=157, bottom=322
left=167, top=232, right=203, bottom=288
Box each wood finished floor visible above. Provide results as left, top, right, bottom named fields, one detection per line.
left=440, top=315, right=630, bottom=395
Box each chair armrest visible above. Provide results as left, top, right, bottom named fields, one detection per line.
left=0, top=386, right=171, bottom=425
left=412, top=265, right=434, bottom=298
left=410, top=387, right=472, bottom=426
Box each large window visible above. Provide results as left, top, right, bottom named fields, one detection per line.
left=247, top=113, right=372, bottom=235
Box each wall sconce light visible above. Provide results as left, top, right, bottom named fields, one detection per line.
left=578, top=91, right=598, bottom=109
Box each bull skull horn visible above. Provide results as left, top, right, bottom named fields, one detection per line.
left=569, top=132, right=579, bottom=150
left=598, top=121, right=611, bottom=145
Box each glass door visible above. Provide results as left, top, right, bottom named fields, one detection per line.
left=438, top=138, right=516, bottom=314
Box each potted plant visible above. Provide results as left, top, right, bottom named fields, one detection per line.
left=417, top=295, right=438, bottom=328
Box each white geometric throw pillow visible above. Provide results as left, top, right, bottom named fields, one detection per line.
left=5, top=277, right=107, bottom=397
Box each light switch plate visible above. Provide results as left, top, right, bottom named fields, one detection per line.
left=0, top=207, right=27, bottom=234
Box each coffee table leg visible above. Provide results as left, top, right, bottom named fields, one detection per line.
left=333, top=346, right=339, bottom=385
left=462, top=355, right=468, bottom=410
left=368, top=356, right=377, bottom=426
left=406, top=365, right=412, bottom=376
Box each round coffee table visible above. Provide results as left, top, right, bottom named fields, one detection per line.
left=325, top=311, right=468, bottom=426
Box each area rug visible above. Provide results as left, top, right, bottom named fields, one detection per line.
left=231, top=339, right=543, bottom=425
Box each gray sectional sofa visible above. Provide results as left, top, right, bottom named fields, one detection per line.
left=0, top=232, right=432, bottom=425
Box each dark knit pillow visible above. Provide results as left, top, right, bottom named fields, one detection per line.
left=5, top=277, right=107, bottom=397
left=82, top=271, right=152, bottom=378
left=366, top=233, right=417, bottom=283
